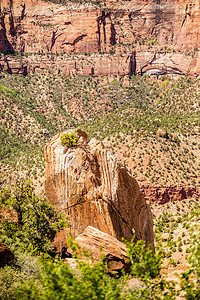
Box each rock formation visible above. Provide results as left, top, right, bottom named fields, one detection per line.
left=1, top=0, right=200, bottom=75
left=141, top=185, right=200, bottom=204
left=44, top=132, right=154, bottom=248
left=68, top=226, right=129, bottom=274
left=0, top=243, right=14, bottom=267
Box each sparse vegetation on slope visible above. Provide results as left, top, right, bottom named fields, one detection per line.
left=0, top=70, right=199, bottom=298
left=1, top=72, right=199, bottom=187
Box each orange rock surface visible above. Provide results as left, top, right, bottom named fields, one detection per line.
left=68, top=226, right=129, bottom=274
left=44, top=133, right=154, bottom=247
left=1, top=0, right=200, bottom=75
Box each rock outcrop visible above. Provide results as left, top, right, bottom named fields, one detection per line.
left=141, top=185, right=200, bottom=204
left=0, top=243, right=14, bottom=267
left=68, top=226, right=128, bottom=274
left=44, top=132, right=154, bottom=248
left=1, top=0, right=200, bottom=75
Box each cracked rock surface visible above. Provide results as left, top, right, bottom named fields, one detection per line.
left=44, top=133, right=154, bottom=247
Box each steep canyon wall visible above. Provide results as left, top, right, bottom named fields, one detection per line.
left=1, top=0, right=200, bottom=75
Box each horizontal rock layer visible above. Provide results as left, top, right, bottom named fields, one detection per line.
left=1, top=0, right=200, bottom=75
left=141, top=185, right=200, bottom=204
left=0, top=50, right=198, bottom=76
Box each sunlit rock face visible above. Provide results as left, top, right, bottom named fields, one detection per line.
left=1, top=0, right=200, bottom=75
left=44, top=133, right=154, bottom=247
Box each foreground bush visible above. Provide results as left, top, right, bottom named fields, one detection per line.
left=0, top=180, right=66, bottom=254
left=13, top=238, right=176, bottom=300
left=0, top=252, right=39, bottom=300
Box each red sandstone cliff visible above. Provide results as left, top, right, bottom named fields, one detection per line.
left=1, top=0, right=200, bottom=75
left=44, top=132, right=154, bottom=246
left=141, top=185, right=200, bottom=204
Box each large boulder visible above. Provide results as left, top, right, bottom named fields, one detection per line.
left=0, top=243, right=14, bottom=268
left=68, top=226, right=128, bottom=274
left=44, top=133, right=154, bottom=248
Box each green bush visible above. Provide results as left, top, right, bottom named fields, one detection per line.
left=0, top=180, right=67, bottom=254
left=0, top=253, right=40, bottom=300
left=60, top=132, right=79, bottom=148
left=14, top=255, right=121, bottom=300
left=0, top=265, right=24, bottom=300
left=181, top=220, right=200, bottom=299
left=13, top=237, right=176, bottom=299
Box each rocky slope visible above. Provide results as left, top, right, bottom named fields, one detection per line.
left=44, top=132, right=154, bottom=247
left=1, top=0, right=200, bottom=75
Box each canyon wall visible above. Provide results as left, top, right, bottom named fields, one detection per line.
left=1, top=0, right=200, bottom=75
left=141, top=185, right=200, bottom=204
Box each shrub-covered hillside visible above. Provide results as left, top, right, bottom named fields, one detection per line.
left=0, top=181, right=200, bottom=299
left=0, top=72, right=199, bottom=187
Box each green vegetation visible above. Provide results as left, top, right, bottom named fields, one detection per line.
left=0, top=71, right=199, bottom=298
left=1, top=189, right=200, bottom=299
left=60, top=132, right=79, bottom=148
left=0, top=72, right=199, bottom=186
left=0, top=180, right=66, bottom=254
left=14, top=238, right=177, bottom=300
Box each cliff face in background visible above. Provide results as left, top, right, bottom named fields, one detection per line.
left=44, top=133, right=154, bottom=247
left=141, top=185, right=200, bottom=204
left=1, top=0, right=200, bottom=75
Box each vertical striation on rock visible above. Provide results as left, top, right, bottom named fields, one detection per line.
left=45, top=133, right=154, bottom=247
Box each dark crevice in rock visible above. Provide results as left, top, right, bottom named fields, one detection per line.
left=90, top=66, right=94, bottom=75
left=110, top=23, right=116, bottom=45
left=97, top=11, right=110, bottom=51
left=50, top=32, right=62, bottom=51
left=154, top=0, right=161, bottom=25
left=9, top=0, right=15, bottom=37
left=0, top=11, right=14, bottom=53
left=3, top=56, right=12, bottom=73
left=140, top=52, right=157, bottom=75
left=50, top=31, right=56, bottom=51
left=102, top=11, right=106, bottom=44
left=129, top=51, right=136, bottom=76
left=21, top=3, right=26, bottom=21
left=62, top=34, right=87, bottom=47
left=62, top=197, right=133, bottom=236
left=97, top=18, right=101, bottom=52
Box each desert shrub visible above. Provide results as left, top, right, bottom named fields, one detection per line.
left=181, top=220, right=200, bottom=299
left=0, top=265, right=24, bottom=300
left=0, top=180, right=66, bottom=254
left=14, top=255, right=121, bottom=300
left=125, top=238, right=161, bottom=279
left=0, top=252, right=40, bottom=300
left=60, top=132, right=79, bottom=148
left=13, top=237, right=176, bottom=299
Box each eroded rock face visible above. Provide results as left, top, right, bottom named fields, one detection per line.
left=141, top=185, right=200, bottom=204
left=1, top=0, right=200, bottom=75
left=68, top=226, right=128, bottom=274
left=44, top=133, right=154, bottom=247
